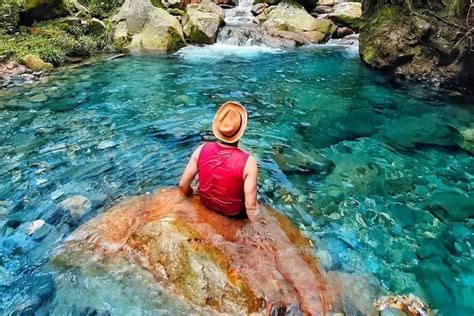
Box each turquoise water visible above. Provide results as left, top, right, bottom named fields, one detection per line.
left=0, top=44, right=473, bottom=315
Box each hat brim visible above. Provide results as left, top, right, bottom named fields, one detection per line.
left=212, top=101, right=248, bottom=144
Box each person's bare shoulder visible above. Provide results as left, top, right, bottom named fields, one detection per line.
left=192, top=143, right=205, bottom=161
left=245, top=154, right=258, bottom=176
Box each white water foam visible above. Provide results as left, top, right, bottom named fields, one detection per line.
left=175, top=43, right=283, bottom=62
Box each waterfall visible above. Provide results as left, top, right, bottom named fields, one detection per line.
left=223, top=0, right=254, bottom=26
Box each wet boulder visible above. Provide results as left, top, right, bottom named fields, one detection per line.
left=51, top=188, right=333, bottom=314
left=272, top=146, right=335, bottom=178
left=112, top=0, right=185, bottom=53
left=182, top=1, right=224, bottom=44
left=259, top=1, right=336, bottom=44
left=328, top=2, right=361, bottom=30
left=334, top=26, right=354, bottom=38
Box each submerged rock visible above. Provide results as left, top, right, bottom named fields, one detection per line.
left=374, top=294, right=434, bottom=316
left=52, top=188, right=333, bottom=314
left=182, top=1, right=224, bottom=44
left=457, top=127, right=474, bottom=154
left=59, top=195, right=91, bottom=220
left=26, top=220, right=45, bottom=235
left=112, top=0, right=186, bottom=53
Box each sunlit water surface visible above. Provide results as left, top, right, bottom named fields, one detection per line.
left=0, top=44, right=473, bottom=315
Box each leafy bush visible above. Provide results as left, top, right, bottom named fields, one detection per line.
left=0, top=0, right=22, bottom=33
left=0, top=18, right=116, bottom=65
left=76, top=0, right=125, bottom=18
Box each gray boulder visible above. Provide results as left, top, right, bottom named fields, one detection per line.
left=182, top=1, right=224, bottom=44
left=112, top=0, right=186, bottom=53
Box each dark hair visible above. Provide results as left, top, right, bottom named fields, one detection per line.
left=217, top=139, right=239, bottom=147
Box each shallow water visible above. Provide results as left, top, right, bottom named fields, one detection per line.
left=0, top=45, right=473, bottom=315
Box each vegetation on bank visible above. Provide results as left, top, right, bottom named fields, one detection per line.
left=0, top=0, right=124, bottom=66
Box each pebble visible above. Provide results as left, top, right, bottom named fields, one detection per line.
left=26, top=220, right=45, bottom=235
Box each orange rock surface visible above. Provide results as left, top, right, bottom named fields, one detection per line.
left=52, top=188, right=334, bottom=315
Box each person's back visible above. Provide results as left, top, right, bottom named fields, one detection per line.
left=197, top=142, right=249, bottom=216
left=179, top=101, right=259, bottom=221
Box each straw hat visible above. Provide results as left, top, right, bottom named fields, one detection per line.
left=212, top=101, right=248, bottom=144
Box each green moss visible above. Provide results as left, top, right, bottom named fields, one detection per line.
left=0, top=18, right=116, bottom=65
left=362, top=45, right=376, bottom=64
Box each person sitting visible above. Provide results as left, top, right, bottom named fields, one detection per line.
left=179, top=101, right=260, bottom=222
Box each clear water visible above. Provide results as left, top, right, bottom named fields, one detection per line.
left=0, top=45, right=473, bottom=315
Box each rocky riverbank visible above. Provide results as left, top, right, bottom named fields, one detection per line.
left=0, top=0, right=361, bottom=88
left=359, top=0, right=473, bottom=86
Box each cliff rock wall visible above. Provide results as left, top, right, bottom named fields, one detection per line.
left=359, top=0, right=473, bottom=86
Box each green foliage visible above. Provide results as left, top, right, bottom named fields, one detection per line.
left=76, top=0, right=125, bottom=18
left=0, top=18, right=116, bottom=65
left=446, top=0, right=469, bottom=17
left=0, top=0, right=22, bottom=33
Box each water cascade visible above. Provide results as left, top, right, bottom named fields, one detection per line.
left=217, top=0, right=270, bottom=46
left=223, top=0, right=254, bottom=26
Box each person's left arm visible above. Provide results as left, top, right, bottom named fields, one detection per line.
left=179, top=144, right=203, bottom=196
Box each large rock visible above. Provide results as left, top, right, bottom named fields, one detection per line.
left=359, top=4, right=474, bottom=86
left=51, top=188, right=335, bottom=314
left=182, top=1, right=224, bottom=44
left=259, top=1, right=336, bottom=44
left=112, top=0, right=186, bottom=53
left=328, top=2, right=361, bottom=30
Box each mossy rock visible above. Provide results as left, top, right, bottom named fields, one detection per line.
left=261, top=1, right=319, bottom=32
left=21, top=53, right=54, bottom=70
left=328, top=2, right=361, bottom=30
left=182, top=1, right=224, bottom=44
left=112, top=0, right=185, bottom=53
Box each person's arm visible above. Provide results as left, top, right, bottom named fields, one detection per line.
left=179, top=144, right=203, bottom=196
left=243, top=155, right=259, bottom=222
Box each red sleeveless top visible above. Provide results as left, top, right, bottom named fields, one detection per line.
left=197, top=142, right=250, bottom=216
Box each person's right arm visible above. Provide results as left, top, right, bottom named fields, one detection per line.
left=243, top=155, right=259, bottom=222
left=178, top=144, right=203, bottom=196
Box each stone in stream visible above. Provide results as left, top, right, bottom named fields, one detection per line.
left=59, top=195, right=92, bottom=220
left=334, top=26, right=354, bottom=39
left=456, top=127, right=474, bottom=154
left=182, top=1, right=224, bottom=44
left=271, top=145, right=335, bottom=178
left=251, top=3, right=268, bottom=16
left=51, top=188, right=342, bottom=314
left=26, top=220, right=45, bottom=235
left=112, top=0, right=185, bottom=53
